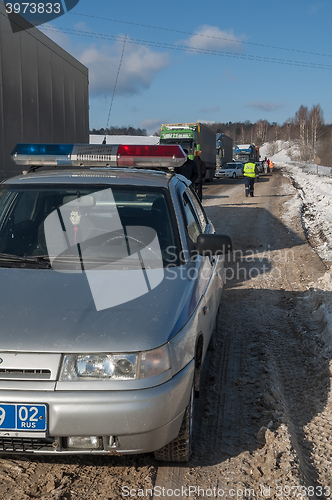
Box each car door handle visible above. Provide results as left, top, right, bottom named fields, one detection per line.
left=203, top=305, right=208, bottom=315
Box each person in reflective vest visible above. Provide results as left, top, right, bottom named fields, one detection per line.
left=242, top=161, right=258, bottom=197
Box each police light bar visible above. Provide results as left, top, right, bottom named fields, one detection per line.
left=11, top=144, right=187, bottom=171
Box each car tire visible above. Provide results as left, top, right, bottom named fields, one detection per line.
left=154, top=380, right=194, bottom=462
left=232, top=172, right=236, bottom=179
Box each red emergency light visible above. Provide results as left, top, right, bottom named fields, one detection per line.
left=117, top=144, right=186, bottom=169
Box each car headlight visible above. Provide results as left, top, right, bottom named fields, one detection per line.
left=59, top=345, right=171, bottom=381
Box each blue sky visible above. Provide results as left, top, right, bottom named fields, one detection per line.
left=40, top=0, right=332, bottom=134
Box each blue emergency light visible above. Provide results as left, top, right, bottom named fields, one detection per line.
left=13, top=144, right=74, bottom=156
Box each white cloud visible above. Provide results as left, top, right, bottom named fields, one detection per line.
left=79, top=37, right=170, bottom=96
left=39, top=29, right=170, bottom=97
left=182, top=25, right=244, bottom=52
left=73, top=21, right=90, bottom=31
left=139, top=118, right=163, bottom=134
left=245, top=101, right=284, bottom=112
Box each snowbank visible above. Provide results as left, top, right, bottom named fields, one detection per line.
left=262, top=140, right=332, bottom=355
left=260, top=142, right=332, bottom=265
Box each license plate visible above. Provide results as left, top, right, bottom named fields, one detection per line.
left=0, top=404, right=47, bottom=432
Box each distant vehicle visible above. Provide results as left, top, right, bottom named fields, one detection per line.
left=215, top=162, right=244, bottom=179
left=233, top=144, right=260, bottom=163
left=216, top=133, right=233, bottom=168
left=160, top=122, right=216, bottom=181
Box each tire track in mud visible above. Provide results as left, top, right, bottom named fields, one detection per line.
left=185, top=170, right=332, bottom=497
left=260, top=309, right=326, bottom=491
left=196, top=310, right=245, bottom=462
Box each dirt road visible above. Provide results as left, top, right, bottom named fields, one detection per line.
left=1, top=168, right=332, bottom=499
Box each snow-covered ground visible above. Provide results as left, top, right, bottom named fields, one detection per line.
left=261, top=142, right=332, bottom=292
left=261, top=143, right=332, bottom=262
left=261, top=141, right=332, bottom=363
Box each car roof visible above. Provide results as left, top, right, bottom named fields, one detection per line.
left=2, top=168, right=173, bottom=188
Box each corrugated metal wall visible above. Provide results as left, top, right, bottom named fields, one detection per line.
left=0, top=3, right=89, bottom=179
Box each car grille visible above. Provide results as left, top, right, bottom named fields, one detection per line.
left=0, top=436, right=55, bottom=452
left=0, top=369, right=51, bottom=380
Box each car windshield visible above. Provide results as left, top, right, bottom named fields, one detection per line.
left=0, top=184, right=181, bottom=269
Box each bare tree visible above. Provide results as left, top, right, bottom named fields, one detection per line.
left=294, top=105, right=309, bottom=160
left=281, top=119, right=295, bottom=142
left=255, top=120, right=269, bottom=143
left=309, top=104, right=324, bottom=159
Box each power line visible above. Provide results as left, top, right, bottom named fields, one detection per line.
left=41, top=25, right=332, bottom=71
left=68, top=11, right=332, bottom=60
left=104, top=34, right=127, bottom=139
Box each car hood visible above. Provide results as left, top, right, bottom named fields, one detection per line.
left=0, top=265, right=204, bottom=352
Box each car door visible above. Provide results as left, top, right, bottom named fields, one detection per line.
left=181, top=188, right=224, bottom=356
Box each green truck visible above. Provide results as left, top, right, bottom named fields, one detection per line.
left=160, top=122, right=216, bottom=181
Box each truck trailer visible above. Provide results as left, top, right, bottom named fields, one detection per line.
left=216, top=133, right=233, bottom=168
left=233, top=144, right=260, bottom=163
left=160, top=122, right=216, bottom=181
left=0, top=2, right=89, bottom=180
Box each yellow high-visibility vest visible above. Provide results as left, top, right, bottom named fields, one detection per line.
left=243, top=162, right=256, bottom=178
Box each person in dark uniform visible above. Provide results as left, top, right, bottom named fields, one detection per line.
left=175, top=148, right=198, bottom=185
left=193, top=150, right=207, bottom=201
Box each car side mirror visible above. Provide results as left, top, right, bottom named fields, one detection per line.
left=196, top=234, right=232, bottom=256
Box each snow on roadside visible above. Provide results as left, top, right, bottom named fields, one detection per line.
left=263, top=142, right=332, bottom=357
left=261, top=142, right=332, bottom=269
left=283, top=163, right=332, bottom=264
left=277, top=163, right=332, bottom=265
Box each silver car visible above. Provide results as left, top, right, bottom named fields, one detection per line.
left=0, top=143, right=231, bottom=461
left=215, top=162, right=244, bottom=179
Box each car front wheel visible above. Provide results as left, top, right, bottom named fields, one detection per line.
left=232, top=172, right=236, bottom=179
left=154, top=381, right=194, bottom=462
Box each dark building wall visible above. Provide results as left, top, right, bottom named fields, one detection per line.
left=0, top=3, right=89, bottom=179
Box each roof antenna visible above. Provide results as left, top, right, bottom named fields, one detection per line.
left=103, top=34, right=127, bottom=145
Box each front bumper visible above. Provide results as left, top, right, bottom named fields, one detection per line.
left=0, top=361, right=194, bottom=454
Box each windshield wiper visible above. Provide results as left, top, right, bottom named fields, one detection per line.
left=0, top=253, right=52, bottom=268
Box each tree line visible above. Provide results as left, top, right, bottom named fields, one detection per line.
left=208, top=104, right=332, bottom=167
left=90, top=126, right=148, bottom=136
